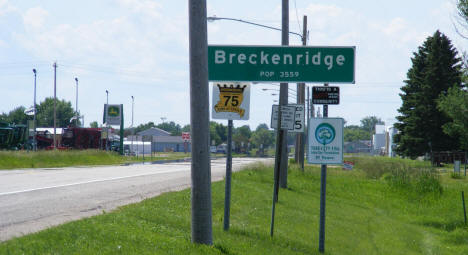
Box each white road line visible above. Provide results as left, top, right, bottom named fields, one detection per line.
left=0, top=168, right=189, bottom=197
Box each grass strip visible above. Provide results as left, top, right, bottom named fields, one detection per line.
left=1, top=157, right=468, bottom=254
left=0, top=150, right=191, bottom=170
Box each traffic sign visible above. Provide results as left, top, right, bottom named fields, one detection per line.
left=182, top=132, right=191, bottom=142
left=308, top=118, right=344, bottom=164
left=270, top=104, right=305, bottom=132
left=208, top=45, right=355, bottom=83
left=212, top=82, right=250, bottom=120
left=312, top=86, right=340, bottom=104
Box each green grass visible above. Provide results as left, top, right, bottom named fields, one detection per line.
left=0, top=150, right=191, bottom=170
left=1, top=157, right=468, bottom=254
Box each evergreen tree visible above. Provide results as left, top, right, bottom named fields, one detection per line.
left=394, top=31, right=463, bottom=158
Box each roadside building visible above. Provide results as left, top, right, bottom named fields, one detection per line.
left=344, top=140, right=371, bottom=154
left=127, top=127, right=191, bottom=153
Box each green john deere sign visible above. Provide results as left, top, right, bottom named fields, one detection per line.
left=208, top=45, right=355, bottom=83
left=104, top=104, right=122, bottom=126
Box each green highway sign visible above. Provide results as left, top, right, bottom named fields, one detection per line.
left=208, top=45, right=355, bottom=83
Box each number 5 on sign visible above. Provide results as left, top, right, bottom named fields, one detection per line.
left=212, top=82, right=251, bottom=120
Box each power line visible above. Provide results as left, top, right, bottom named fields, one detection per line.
left=294, top=0, right=301, bottom=33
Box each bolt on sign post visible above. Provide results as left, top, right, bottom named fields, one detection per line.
left=211, top=82, right=250, bottom=231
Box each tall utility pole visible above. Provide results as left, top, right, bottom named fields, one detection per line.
left=75, top=77, right=79, bottom=126
left=188, top=0, right=212, bottom=245
left=33, top=69, right=37, bottom=151
left=295, top=15, right=307, bottom=170
left=271, top=0, right=289, bottom=237
left=279, top=0, right=289, bottom=189
left=53, top=62, right=57, bottom=149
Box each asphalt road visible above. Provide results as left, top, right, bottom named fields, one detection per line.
left=0, top=157, right=273, bottom=241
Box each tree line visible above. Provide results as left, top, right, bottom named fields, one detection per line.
left=0, top=98, right=76, bottom=127
left=126, top=121, right=276, bottom=152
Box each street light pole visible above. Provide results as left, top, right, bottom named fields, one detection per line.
left=33, top=69, right=37, bottom=151
left=131, top=95, right=134, bottom=155
left=207, top=16, right=303, bottom=40
left=105, top=90, right=109, bottom=151
left=53, top=62, right=57, bottom=149
left=75, top=77, right=79, bottom=127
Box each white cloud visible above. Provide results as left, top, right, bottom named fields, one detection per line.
left=117, top=0, right=162, bottom=19
left=14, top=1, right=189, bottom=85
left=23, top=7, right=48, bottom=29
left=0, top=0, right=16, bottom=16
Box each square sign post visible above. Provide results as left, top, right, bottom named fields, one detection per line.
left=211, top=82, right=250, bottom=231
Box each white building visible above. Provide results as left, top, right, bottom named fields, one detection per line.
left=123, top=140, right=151, bottom=155
left=386, top=126, right=398, bottom=157
left=373, top=124, right=386, bottom=154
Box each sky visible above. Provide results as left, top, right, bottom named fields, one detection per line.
left=0, top=0, right=466, bottom=130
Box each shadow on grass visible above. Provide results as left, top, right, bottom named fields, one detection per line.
left=421, top=220, right=465, bottom=232
left=228, top=227, right=313, bottom=254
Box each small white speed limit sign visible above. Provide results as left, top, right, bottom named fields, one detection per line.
left=271, top=104, right=305, bottom=133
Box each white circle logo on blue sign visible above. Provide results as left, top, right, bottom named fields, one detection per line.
left=315, top=123, right=336, bottom=145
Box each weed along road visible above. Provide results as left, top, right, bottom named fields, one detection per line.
left=0, top=157, right=273, bottom=241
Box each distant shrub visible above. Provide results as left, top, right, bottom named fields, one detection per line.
left=351, top=156, right=442, bottom=196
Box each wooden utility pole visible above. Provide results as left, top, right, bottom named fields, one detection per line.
left=295, top=15, right=307, bottom=170
left=188, top=0, right=212, bottom=245
left=271, top=0, right=289, bottom=237
left=278, top=0, right=289, bottom=189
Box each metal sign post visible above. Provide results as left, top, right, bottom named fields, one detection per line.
left=224, top=119, right=233, bottom=230
left=211, top=82, right=250, bottom=231
left=306, top=84, right=346, bottom=253
left=319, top=98, right=328, bottom=253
